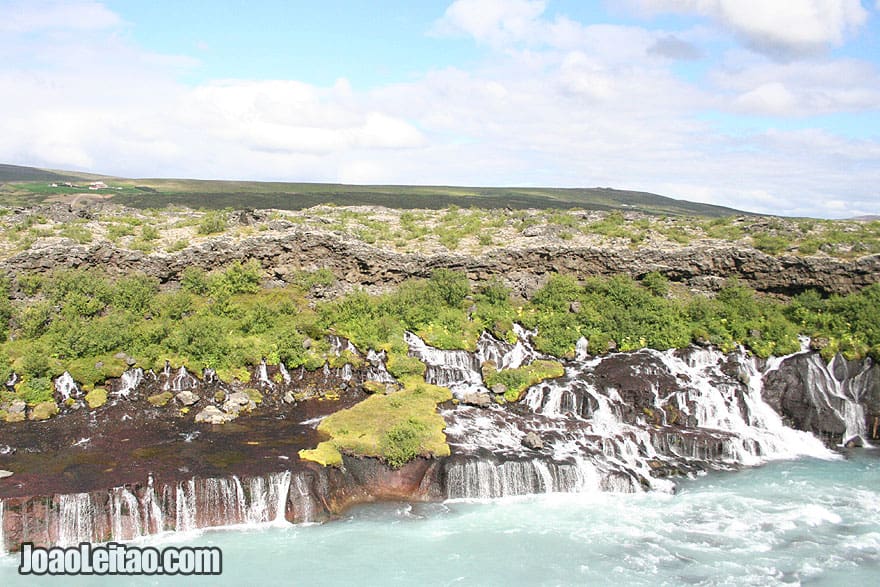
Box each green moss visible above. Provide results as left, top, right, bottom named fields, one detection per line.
left=147, top=391, right=173, bottom=407
left=363, top=380, right=386, bottom=394
left=244, top=388, right=263, bottom=404
left=216, top=366, right=251, bottom=383
left=306, top=377, right=451, bottom=468
left=30, top=401, right=58, bottom=420
left=84, top=388, right=108, bottom=409
left=299, top=441, right=343, bottom=467
left=483, top=360, right=565, bottom=402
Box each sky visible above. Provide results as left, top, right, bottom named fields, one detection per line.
left=1, top=1, right=879, bottom=218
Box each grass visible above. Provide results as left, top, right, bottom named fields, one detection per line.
left=299, top=376, right=452, bottom=468
left=482, top=360, right=566, bottom=402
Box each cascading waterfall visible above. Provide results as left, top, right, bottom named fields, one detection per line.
left=54, top=371, right=79, bottom=401
left=365, top=349, right=396, bottom=384
left=405, top=331, right=483, bottom=392
left=798, top=353, right=874, bottom=446
left=0, top=499, right=5, bottom=555
left=170, top=366, right=197, bottom=392
left=115, top=368, right=144, bottom=397
left=175, top=479, right=197, bottom=532
left=279, top=363, right=292, bottom=385
left=257, top=358, right=274, bottom=389
left=427, top=325, right=840, bottom=500
left=58, top=493, right=101, bottom=546
left=110, top=487, right=143, bottom=540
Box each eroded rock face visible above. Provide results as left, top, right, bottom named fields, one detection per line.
left=2, top=230, right=876, bottom=296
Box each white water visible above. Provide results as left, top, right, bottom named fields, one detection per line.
left=256, top=358, right=274, bottom=389
left=416, top=328, right=841, bottom=498
left=3, top=456, right=877, bottom=586
left=115, top=367, right=144, bottom=397
left=53, top=371, right=78, bottom=401
left=801, top=353, right=874, bottom=446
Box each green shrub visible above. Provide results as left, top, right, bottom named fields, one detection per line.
left=198, top=212, right=227, bottom=235
left=752, top=233, right=789, bottom=255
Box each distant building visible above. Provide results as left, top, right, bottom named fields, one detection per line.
left=88, top=181, right=108, bottom=190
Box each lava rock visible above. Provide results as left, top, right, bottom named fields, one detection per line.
left=491, top=383, right=507, bottom=395
left=522, top=432, right=544, bottom=450
left=194, top=405, right=236, bottom=424
left=460, top=392, right=492, bottom=408
left=175, top=391, right=200, bottom=407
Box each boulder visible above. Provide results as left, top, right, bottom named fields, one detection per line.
left=0, top=469, right=13, bottom=479
left=194, top=405, right=236, bottom=425
left=175, top=391, right=200, bottom=406
left=460, top=392, right=492, bottom=408
left=522, top=432, right=544, bottom=450
left=490, top=383, right=507, bottom=396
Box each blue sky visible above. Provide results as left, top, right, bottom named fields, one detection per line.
left=1, top=0, right=879, bottom=217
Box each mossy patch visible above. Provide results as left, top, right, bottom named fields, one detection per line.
left=363, top=380, right=386, bottom=394
left=30, top=401, right=59, bottom=420
left=299, top=441, right=343, bottom=467
left=300, top=377, right=451, bottom=469
left=84, top=388, right=108, bottom=409
left=244, top=388, right=263, bottom=404
left=483, top=360, right=565, bottom=402
left=147, top=391, right=173, bottom=407
left=215, top=366, right=250, bottom=383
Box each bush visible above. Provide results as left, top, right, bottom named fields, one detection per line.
left=198, top=212, right=227, bottom=235
left=381, top=420, right=426, bottom=468
left=113, top=274, right=159, bottom=314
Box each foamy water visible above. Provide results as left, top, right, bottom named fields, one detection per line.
left=2, top=454, right=878, bottom=585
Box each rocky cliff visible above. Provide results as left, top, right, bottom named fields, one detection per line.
left=4, top=227, right=877, bottom=297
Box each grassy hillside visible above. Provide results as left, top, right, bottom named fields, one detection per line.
left=0, top=164, right=746, bottom=217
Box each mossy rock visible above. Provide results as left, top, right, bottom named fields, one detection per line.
left=213, top=390, right=226, bottom=403
left=30, top=401, right=59, bottom=421
left=85, top=388, right=108, bottom=409
left=244, top=388, right=263, bottom=404
left=299, top=441, right=343, bottom=467
left=363, top=380, right=386, bottom=394
left=215, top=366, right=251, bottom=383
left=147, top=391, right=173, bottom=407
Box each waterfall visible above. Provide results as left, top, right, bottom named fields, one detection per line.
left=0, top=499, right=5, bottom=555
left=110, top=487, right=143, bottom=540
left=115, top=368, right=144, bottom=397
left=279, top=363, right=292, bottom=384
left=170, top=367, right=198, bottom=392
left=5, top=372, right=19, bottom=390
left=792, top=353, right=873, bottom=446
left=405, top=331, right=482, bottom=392
left=365, top=350, right=396, bottom=384
left=475, top=327, right=541, bottom=370
left=58, top=493, right=101, bottom=546
left=175, top=479, right=197, bottom=532
left=445, top=458, right=629, bottom=500
left=440, top=330, right=840, bottom=500
left=54, top=371, right=79, bottom=401
left=257, top=358, right=274, bottom=389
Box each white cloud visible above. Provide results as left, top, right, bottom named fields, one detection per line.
left=0, top=1, right=877, bottom=217
left=432, top=0, right=546, bottom=46
left=0, top=0, right=122, bottom=32
left=715, top=56, right=880, bottom=116
left=631, top=0, right=868, bottom=56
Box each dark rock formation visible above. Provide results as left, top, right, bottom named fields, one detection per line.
left=2, top=229, right=876, bottom=296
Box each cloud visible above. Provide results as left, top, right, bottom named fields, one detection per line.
left=0, top=0, right=122, bottom=32
left=648, top=35, right=703, bottom=60
left=0, top=0, right=877, bottom=217
left=715, top=57, right=880, bottom=116
left=432, top=0, right=546, bottom=46
left=630, top=0, right=868, bottom=57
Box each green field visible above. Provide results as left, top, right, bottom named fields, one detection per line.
left=0, top=164, right=745, bottom=216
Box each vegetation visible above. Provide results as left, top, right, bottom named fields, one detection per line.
left=483, top=360, right=566, bottom=402
left=299, top=377, right=451, bottom=468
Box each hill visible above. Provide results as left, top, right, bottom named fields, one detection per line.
left=0, top=164, right=747, bottom=217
